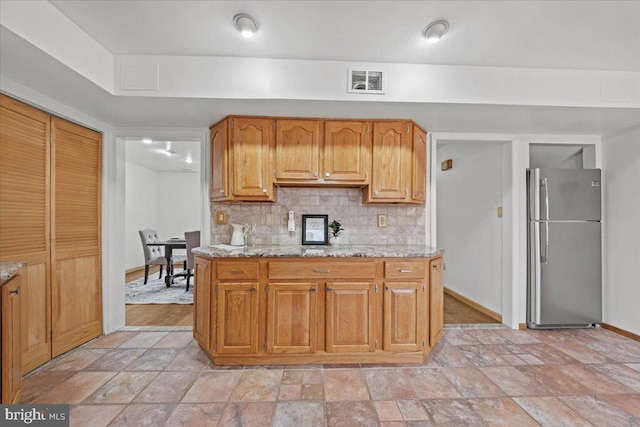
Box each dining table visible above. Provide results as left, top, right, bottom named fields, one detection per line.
left=146, top=238, right=186, bottom=287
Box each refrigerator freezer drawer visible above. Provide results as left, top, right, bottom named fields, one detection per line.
left=528, top=221, right=602, bottom=327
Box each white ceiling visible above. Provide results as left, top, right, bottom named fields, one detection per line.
left=1, top=1, right=639, bottom=136
left=125, top=139, right=201, bottom=173
left=50, top=0, right=640, bottom=71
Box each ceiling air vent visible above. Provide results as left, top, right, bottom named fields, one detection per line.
left=348, top=68, right=385, bottom=94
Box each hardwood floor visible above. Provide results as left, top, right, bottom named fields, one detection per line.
left=125, top=266, right=193, bottom=327
left=444, top=293, right=498, bottom=324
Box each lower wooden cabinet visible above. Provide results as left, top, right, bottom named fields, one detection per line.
left=194, top=255, right=442, bottom=365
left=266, top=283, right=317, bottom=354
left=325, top=282, right=376, bottom=353
left=1, top=273, right=22, bottom=404
left=429, top=257, right=444, bottom=347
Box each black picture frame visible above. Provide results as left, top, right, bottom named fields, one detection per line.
left=301, top=214, right=328, bottom=245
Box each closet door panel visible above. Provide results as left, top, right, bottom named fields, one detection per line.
left=0, top=94, right=52, bottom=372
left=51, top=118, right=102, bottom=357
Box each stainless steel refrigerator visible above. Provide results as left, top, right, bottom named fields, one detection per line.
left=527, top=168, right=602, bottom=328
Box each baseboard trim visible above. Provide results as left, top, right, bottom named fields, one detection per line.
left=601, top=323, right=640, bottom=342
left=444, top=287, right=502, bottom=322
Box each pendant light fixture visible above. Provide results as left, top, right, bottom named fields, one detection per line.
left=234, top=13, right=259, bottom=38
left=423, top=20, right=449, bottom=43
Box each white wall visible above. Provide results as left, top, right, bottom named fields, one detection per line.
left=602, top=127, right=640, bottom=336
left=436, top=142, right=504, bottom=314
left=124, top=162, right=200, bottom=270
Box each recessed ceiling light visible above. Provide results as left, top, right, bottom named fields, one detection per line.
left=234, top=13, right=258, bottom=38
left=423, top=20, right=449, bottom=43
left=142, top=138, right=153, bottom=144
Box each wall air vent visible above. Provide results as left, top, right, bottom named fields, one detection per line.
left=348, top=68, right=386, bottom=94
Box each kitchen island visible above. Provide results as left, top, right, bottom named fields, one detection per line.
left=192, top=245, right=443, bottom=365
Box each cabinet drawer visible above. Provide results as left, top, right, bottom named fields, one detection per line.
left=269, top=261, right=375, bottom=279
left=216, top=261, right=259, bottom=280
left=385, top=261, right=425, bottom=279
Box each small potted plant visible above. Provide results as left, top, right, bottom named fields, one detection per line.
left=328, top=219, right=344, bottom=244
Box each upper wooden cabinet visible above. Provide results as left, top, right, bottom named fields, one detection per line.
left=324, top=121, right=371, bottom=184
left=210, top=117, right=276, bottom=202
left=365, top=121, right=412, bottom=202
left=411, top=125, right=427, bottom=203
left=210, top=120, right=229, bottom=201
left=274, top=119, right=321, bottom=183
left=209, top=115, right=426, bottom=203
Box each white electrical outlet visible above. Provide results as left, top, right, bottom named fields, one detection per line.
left=378, top=214, right=387, bottom=227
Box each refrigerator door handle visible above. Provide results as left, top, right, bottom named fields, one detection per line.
left=541, top=177, right=550, bottom=220
left=542, top=222, right=549, bottom=264
left=532, top=222, right=542, bottom=324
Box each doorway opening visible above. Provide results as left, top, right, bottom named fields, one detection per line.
left=435, top=140, right=508, bottom=326
left=124, top=138, right=202, bottom=327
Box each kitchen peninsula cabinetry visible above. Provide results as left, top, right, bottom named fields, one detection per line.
left=1, top=268, right=22, bottom=404
left=192, top=246, right=442, bottom=365
left=209, top=117, right=276, bottom=202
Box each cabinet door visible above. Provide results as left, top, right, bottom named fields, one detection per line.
left=323, top=121, right=371, bottom=183
left=210, top=120, right=230, bottom=201
left=411, top=125, right=427, bottom=203
left=193, top=257, right=211, bottom=349
left=368, top=121, right=411, bottom=202
left=383, top=282, right=426, bottom=352
left=0, top=95, right=52, bottom=373
left=266, top=283, right=317, bottom=354
left=326, top=282, right=375, bottom=353
left=231, top=117, right=275, bottom=201
left=51, top=117, right=102, bottom=357
left=1, top=275, right=22, bottom=404
left=216, top=283, right=259, bottom=354
left=429, top=257, right=444, bottom=347
left=275, top=119, right=321, bottom=182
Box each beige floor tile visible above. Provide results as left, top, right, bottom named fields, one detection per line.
left=218, top=402, right=275, bottom=427
left=324, top=369, right=370, bottom=401
left=124, top=348, right=180, bottom=370
left=84, top=348, right=147, bottom=371
left=441, top=367, right=504, bottom=398
left=364, top=368, right=416, bottom=400
left=20, top=371, right=75, bottom=404
left=326, top=401, right=379, bottom=427
left=164, top=403, right=226, bottom=426
left=468, top=397, right=538, bottom=427
left=84, top=371, right=158, bottom=404
left=83, top=331, right=138, bottom=348
left=134, top=371, right=199, bottom=403
left=182, top=371, right=242, bottom=402
left=69, top=404, right=126, bottom=427
left=405, top=368, right=462, bottom=399
left=600, top=394, right=640, bottom=419
left=513, top=396, right=593, bottom=426
left=479, top=366, right=549, bottom=396
left=153, top=331, right=195, bottom=348
left=108, top=403, right=174, bottom=426
left=278, top=384, right=302, bottom=401
left=273, top=401, right=325, bottom=426
left=230, top=369, right=282, bottom=402
left=559, top=395, right=640, bottom=427
left=397, top=400, right=429, bottom=421
left=119, top=331, right=169, bottom=348
left=44, top=349, right=110, bottom=371
left=422, top=399, right=485, bottom=426
left=33, top=371, right=117, bottom=404
left=555, top=363, right=636, bottom=394
left=374, top=400, right=403, bottom=421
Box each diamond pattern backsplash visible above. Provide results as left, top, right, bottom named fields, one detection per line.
left=211, top=187, right=427, bottom=246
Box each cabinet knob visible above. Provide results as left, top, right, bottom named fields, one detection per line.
left=10, top=289, right=19, bottom=295
left=313, top=269, right=330, bottom=273
left=325, top=173, right=330, bottom=177
left=310, top=286, right=316, bottom=292
left=312, top=172, right=318, bottom=177
left=251, top=287, right=257, bottom=292
left=399, top=269, right=413, bottom=273
left=263, top=188, right=267, bottom=193
left=433, top=265, right=438, bottom=269
left=219, top=189, right=225, bottom=193
left=374, top=191, right=379, bottom=195
left=327, top=286, right=333, bottom=291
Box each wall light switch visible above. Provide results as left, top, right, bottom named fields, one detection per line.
left=378, top=214, right=387, bottom=227
left=216, top=210, right=227, bottom=225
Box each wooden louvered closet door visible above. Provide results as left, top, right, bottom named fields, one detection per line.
left=0, top=94, right=52, bottom=373
left=51, top=117, right=102, bottom=357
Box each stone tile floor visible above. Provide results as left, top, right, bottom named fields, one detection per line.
left=20, top=327, right=640, bottom=426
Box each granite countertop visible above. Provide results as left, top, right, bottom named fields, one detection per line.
left=0, top=261, right=26, bottom=281
left=193, top=244, right=441, bottom=258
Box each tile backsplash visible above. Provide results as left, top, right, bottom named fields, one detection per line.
left=211, top=187, right=426, bottom=246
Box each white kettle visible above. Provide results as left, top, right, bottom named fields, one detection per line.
left=230, top=223, right=248, bottom=246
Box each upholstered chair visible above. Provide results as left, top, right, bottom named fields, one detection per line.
left=174, top=230, right=201, bottom=291
left=138, top=229, right=170, bottom=284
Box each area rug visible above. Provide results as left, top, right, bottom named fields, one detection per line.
left=125, top=271, right=193, bottom=304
